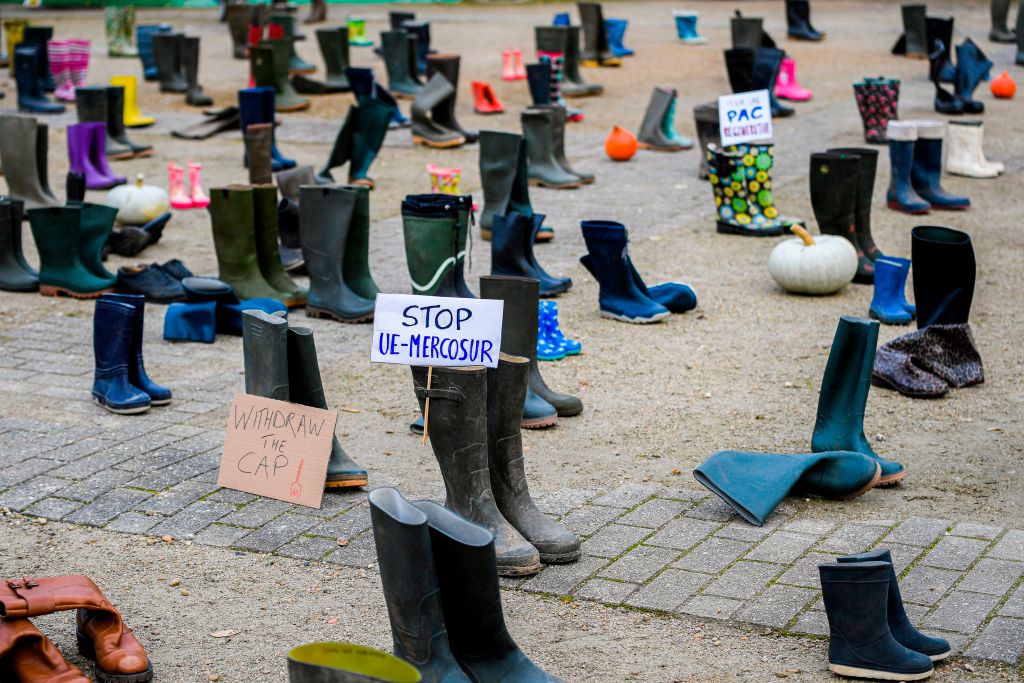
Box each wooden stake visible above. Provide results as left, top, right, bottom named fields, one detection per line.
left=422, top=366, right=433, bottom=446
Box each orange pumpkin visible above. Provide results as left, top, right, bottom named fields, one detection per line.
left=605, top=126, right=638, bottom=161
left=991, top=70, right=1016, bottom=99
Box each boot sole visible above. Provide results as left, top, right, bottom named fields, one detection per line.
left=876, top=470, right=908, bottom=487
left=868, top=310, right=912, bottom=326
left=540, top=549, right=582, bottom=563
left=324, top=476, right=369, bottom=489
left=886, top=201, right=930, bottom=215
left=277, top=102, right=311, bottom=112
left=522, top=415, right=558, bottom=429
left=600, top=310, right=670, bottom=324
left=716, top=222, right=785, bottom=237
left=637, top=142, right=687, bottom=152
left=306, top=306, right=373, bottom=324
left=929, top=649, right=952, bottom=662
left=834, top=463, right=882, bottom=500
left=928, top=204, right=969, bottom=211
left=474, top=109, right=504, bottom=114
left=150, top=398, right=172, bottom=407
left=497, top=561, right=543, bottom=577
left=131, top=149, right=155, bottom=159
left=528, top=178, right=582, bottom=189
left=78, top=628, right=154, bottom=682
left=40, top=285, right=113, bottom=299
left=392, top=91, right=419, bottom=100
left=828, top=663, right=932, bottom=681
left=92, top=396, right=151, bottom=415
left=108, top=151, right=135, bottom=160
left=411, top=135, right=466, bottom=149
left=871, top=375, right=949, bottom=399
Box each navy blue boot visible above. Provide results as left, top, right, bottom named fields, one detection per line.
left=346, top=66, right=409, bottom=129
left=526, top=63, right=553, bottom=106
left=819, top=561, right=935, bottom=680
left=954, top=39, right=992, bottom=114
left=837, top=549, right=952, bottom=661
left=911, top=122, right=969, bottom=210
left=629, top=260, right=697, bottom=314
left=885, top=122, right=931, bottom=215
left=136, top=24, right=171, bottom=81
left=579, top=220, right=669, bottom=323
left=92, top=298, right=152, bottom=414
left=239, top=87, right=296, bottom=172
left=15, top=45, right=64, bottom=114
left=101, top=293, right=172, bottom=405
left=490, top=212, right=569, bottom=296
left=869, top=259, right=913, bottom=325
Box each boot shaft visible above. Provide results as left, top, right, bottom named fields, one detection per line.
left=809, top=152, right=859, bottom=233
left=813, top=316, right=878, bottom=442
left=241, top=308, right=289, bottom=400
left=93, top=298, right=136, bottom=376
left=479, top=275, right=540, bottom=359
left=479, top=130, right=532, bottom=231
left=315, top=27, right=350, bottom=81
left=724, top=47, right=757, bottom=93
left=401, top=193, right=464, bottom=296
left=286, top=326, right=328, bottom=409
left=819, top=561, right=894, bottom=642
left=638, top=86, right=675, bottom=147
left=911, top=225, right=975, bottom=327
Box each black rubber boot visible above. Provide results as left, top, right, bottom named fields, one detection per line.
left=911, top=225, right=975, bottom=328
left=75, top=86, right=134, bottom=160
left=14, top=45, right=64, bottom=114
left=226, top=4, right=250, bottom=59
left=269, top=13, right=316, bottom=74
left=0, top=198, right=39, bottom=292
left=693, top=102, right=720, bottom=179
left=578, top=1, right=619, bottom=66
left=786, top=0, right=824, bottom=41
left=401, top=21, right=432, bottom=75
left=275, top=165, right=316, bottom=203
left=151, top=33, right=188, bottom=93
left=638, top=87, right=685, bottom=151
left=22, top=26, right=55, bottom=92
left=1016, top=0, right=1024, bottom=63
left=753, top=48, right=794, bottom=117
left=277, top=198, right=304, bottom=273
left=479, top=275, right=582, bottom=417
left=490, top=211, right=570, bottom=296
left=549, top=105, right=592, bottom=184
left=409, top=366, right=542, bottom=576
left=809, top=153, right=871, bottom=283
left=724, top=48, right=758, bottom=93
left=893, top=4, right=928, bottom=57
left=105, top=86, right=153, bottom=157
left=926, top=17, right=956, bottom=83
left=536, top=26, right=598, bottom=98
left=930, top=39, right=963, bottom=114
left=731, top=11, right=771, bottom=49
left=293, top=27, right=351, bottom=94
left=522, top=107, right=581, bottom=189
left=367, top=488, right=470, bottom=681
left=990, top=0, right=1017, bottom=41
left=425, top=53, right=477, bottom=143
left=411, top=73, right=465, bottom=149
left=479, top=130, right=533, bottom=239
left=183, top=36, right=213, bottom=107
left=0, top=115, right=61, bottom=209
left=242, top=308, right=289, bottom=401
left=298, top=185, right=375, bottom=323
left=415, top=500, right=567, bottom=681
left=819, top=562, right=934, bottom=680
left=827, top=147, right=885, bottom=281
left=287, top=326, right=368, bottom=488
left=484, top=356, right=580, bottom=563
left=381, top=29, right=422, bottom=98
left=254, top=41, right=310, bottom=111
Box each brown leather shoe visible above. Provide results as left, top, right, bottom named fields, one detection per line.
left=0, top=577, right=153, bottom=682
left=0, top=617, right=90, bottom=682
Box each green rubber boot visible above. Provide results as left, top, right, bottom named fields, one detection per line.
left=348, top=98, right=392, bottom=187
left=269, top=13, right=315, bottom=74
left=287, top=643, right=421, bottom=683
left=78, top=203, right=119, bottom=282
left=253, top=41, right=310, bottom=111
left=380, top=29, right=422, bottom=98
left=252, top=184, right=307, bottom=307
left=340, top=184, right=380, bottom=300
left=27, top=206, right=115, bottom=298
left=0, top=198, right=39, bottom=292
left=401, top=204, right=462, bottom=297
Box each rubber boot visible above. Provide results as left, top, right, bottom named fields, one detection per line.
left=346, top=65, right=408, bottom=129
left=381, top=30, right=422, bottom=98
left=182, top=36, right=213, bottom=107
left=411, top=73, right=466, bottom=148
left=480, top=275, right=582, bottom=419
left=990, top=0, right=1017, bottom=41
left=293, top=27, right=351, bottom=93
left=401, top=194, right=469, bottom=298
left=887, top=257, right=916, bottom=318
left=78, top=203, right=119, bottom=282
left=22, top=26, right=55, bottom=92
left=75, top=86, right=134, bottom=160
left=92, top=298, right=151, bottom=414
left=472, top=81, right=504, bottom=114
left=502, top=49, right=516, bottom=81
left=526, top=63, right=552, bottom=106
left=724, top=47, right=758, bottom=93
left=151, top=33, right=187, bottom=93
left=0, top=114, right=61, bottom=209
left=136, top=24, right=170, bottom=80
left=347, top=98, right=392, bottom=186
left=252, top=184, right=307, bottom=306
left=827, top=147, right=886, bottom=280
left=410, top=362, right=545, bottom=577
left=522, top=107, right=580, bottom=188
left=638, top=87, right=689, bottom=151
left=99, top=293, right=172, bottom=404
left=753, top=47, right=794, bottom=117
left=786, top=0, right=823, bottom=40
left=579, top=221, right=669, bottom=323
left=0, top=199, right=39, bottom=292
left=578, top=2, right=619, bottom=66
left=776, top=57, right=812, bottom=101
left=537, top=26, right=592, bottom=98
left=694, top=450, right=880, bottom=526
left=189, top=163, right=210, bottom=208
left=811, top=316, right=906, bottom=485
left=819, top=562, right=934, bottom=680
left=911, top=122, right=969, bottom=210
left=479, top=130, right=534, bottom=239
left=0, top=617, right=91, bottom=683
left=693, top=102, right=720, bottom=179
left=490, top=211, right=570, bottom=296
left=245, top=123, right=274, bottom=185
left=287, top=326, right=368, bottom=488
left=68, top=123, right=120, bottom=190
left=926, top=17, right=956, bottom=84
left=305, top=0, right=327, bottom=24
left=104, top=5, right=137, bottom=57
left=208, top=186, right=291, bottom=303
left=869, top=259, right=914, bottom=325
left=65, top=172, right=85, bottom=206
left=226, top=5, right=250, bottom=59
left=299, top=185, right=375, bottom=322
left=346, top=17, right=371, bottom=47
left=367, top=488, right=473, bottom=681
left=809, top=153, right=872, bottom=283
left=911, top=225, right=975, bottom=328
left=287, top=643, right=420, bottom=683
left=276, top=165, right=316, bottom=203
left=674, top=11, right=708, bottom=44
left=954, top=39, right=992, bottom=114
left=624, top=252, right=697, bottom=314
left=238, top=87, right=295, bottom=172
left=49, top=40, right=75, bottom=102
left=1013, top=1, right=1024, bottom=64
left=105, top=86, right=152, bottom=157
left=242, top=308, right=290, bottom=402
left=253, top=42, right=310, bottom=111
left=852, top=77, right=899, bottom=144
left=340, top=184, right=380, bottom=300
left=893, top=4, right=928, bottom=58
left=929, top=39, right=963, bottom=114
left=269, top=14, right=315, bottom=74
left=604, top=18, right=632, bottom=57
left=484, top=357, right=580, bottom=563
left=426, top=54, right=477, bottom=143
left=112, top=75, right=155, bottom=127
left=731, top=11, right=767, bottom=49
left=66, top=38, right=91, bottom=91
left=885, top=122, right=931, bottom=214
left=401, top=21, right=432, bottom=76
left=28, top=206, right=114, bottom=297
left=547, top=105, right=592, bottom=184
left=705, top=144, right=788, bottom=236
left=945, top=121, right=1001, bottom=178
left=15, top=45, right=63, bottom=113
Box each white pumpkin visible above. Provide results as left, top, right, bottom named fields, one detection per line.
left=768, top=226, right=858, bottom=295
left=105, top=174, right=170, bottom=226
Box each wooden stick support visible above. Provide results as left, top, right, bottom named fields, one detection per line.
left=422, top=366, right=433, bottom=446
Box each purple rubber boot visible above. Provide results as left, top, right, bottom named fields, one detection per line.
left=67, top=122, right=114, bottom=190
left=87, top=121, right=126, bottom=189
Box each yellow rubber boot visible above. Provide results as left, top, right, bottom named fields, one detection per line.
left=4, top=19, right=27, bottom=74
left=288, top=643, right=422, bottom=682
left=111, top=75, right=155, bottom=127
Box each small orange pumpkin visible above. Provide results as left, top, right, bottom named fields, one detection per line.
left=605, top=126, right=637, bottom=161
left=991, top=70, right=1016, bottom=99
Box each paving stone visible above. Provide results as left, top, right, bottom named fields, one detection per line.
left=150, top=500, right=234, bottom=539
left=576, top=578, right=638, bottom=605
left=192, top=524, right=251, bottom=548
left=988, top=530, right=1024, bottom=562
left=925, top=591, right=1001, bottom=634
left=591, top=484, right=659, bottom=509
left=624, top=569, right=710, bottom=611
left=704, top=561, right=782, bottom=600
left=220, top=498, right=293, bottom=528
left=776, top=552, right=835, bottom=589
left=22, top=496, right=82, bottom=520
left=678, top=595, right=745, bottom=619
left=683, top=497, right=737, bottom=522
left=521, top=556, right=606, bottom=595
left=534, top=488, right=597, bottom=515
left=921, top=535, right=990, bottom=571
left=884, top=516, right=951, bottom=547
left=65, top=489, right=153, bottom=526
left=715, top=524, right=769, bottom=543
left=235, top=513, right=317, bottom=552
left=745, top=532, right=818, bottom=564
left=965, top=617, right=1024, bottom=663
left=674, top=537, right=750, bottom=574
left=958, top=559, right=1023, bottom=596
left=782, top=519, right=835, bottom=536
left=617, top=498, right=689, bottom=528
left=278, top=536, right=340, bottom=561
left=655, top=487, right=709, bottom=502
left=1000, top=584, right=1024, bottom=618
left=310, top=506, right=372, bottom=539
left=950, top=522, right=1002, bottom=540
left=789, top=610, right=828, bottom=636
left=886, top=544, right=925, bottom=575
left=736, top=585, right=816, bottom=628
left=599, top=545, right=679, bottom=583
left=815, top=522, right=890, bottom=554
left=0, top=476, right=69, bottom=510
left=900, top=566, right=963, bottom=606
left=105, top=512, right=161, bottom=534
left=325, top=532, right=378, bottom=567
left=134, top=487, right=206, bottom=516
left=582, top=524, right=651, bottom=558
left=558, top=504, right=623, bottom=537
left=646, top=518, right=720, bottom=551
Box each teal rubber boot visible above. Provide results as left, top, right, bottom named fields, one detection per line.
left=28, top=206, right=116, bottom=298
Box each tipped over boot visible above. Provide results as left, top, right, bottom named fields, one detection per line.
left=411, top=73, right=466, bottom=148
left=426, top=53, right=477, bottom=143
left=0, top=617, right=90, bottom=683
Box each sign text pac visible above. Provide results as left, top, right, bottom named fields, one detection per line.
left=718, top=90, right=773, bottom=146
left=370, top=293, right=503, bottom=369
left=218, top=393, right=337, bottom=509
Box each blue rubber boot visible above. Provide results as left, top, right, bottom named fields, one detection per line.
left=553, top=12, right=570, bottom=26
left=869, top=259, right=914, bottom=325
left=100, top=293, right=172, bottom=405
left=885, top=122, right=931, bottom=215
left=545, top=301, right=581, bottom=355
left=580, top=220, right=669, bottom=324
left=163, top=301, right=217, bottom=343
left=537, top=304, right=567, bottom=361
left=604, top=19, right=633, bottom=57
left=911, top=121, right=970, bottom=210
left=837, top=549, right=952, bottom=661
left=674, top=12, right=708, bottom=44
left=92, top=298, right=152, bottom=414
left=346, top=66, right=408, bottom=128
left=887, top=256, right=916, bottom=317
left=136, top=24, right=171, bottom=81
left=819, top=562, right=935, bottom=680
left=239, top=87, right=296, bottom=171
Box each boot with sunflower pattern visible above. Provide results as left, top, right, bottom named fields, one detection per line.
left=105, top=6, right=138, bottom=58
left=706, top=143, right=802, bottom=237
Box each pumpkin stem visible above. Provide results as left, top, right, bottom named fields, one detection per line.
left=135, top=173, right=144, bottom=189
left=790, top=225, right=816, bottom=246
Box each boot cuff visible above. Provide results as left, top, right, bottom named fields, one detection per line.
left=581, top=220, right=627, bottom=242
left=672, top=10, right=699, bottom=17
left=886, top=120, right=918, bottom=141
left=912, top=120, right=946, bottom=139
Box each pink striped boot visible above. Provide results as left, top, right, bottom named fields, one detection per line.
left=66, top=39, right=91, bottom=92
left=48, top=40, right=76, bottom=101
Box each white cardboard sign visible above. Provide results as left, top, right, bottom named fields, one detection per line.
left=718, top=90, right=773, bottom=146
left=370, top=293, right=503, bottom=368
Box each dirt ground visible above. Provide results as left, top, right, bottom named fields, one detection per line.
left=0, top=0, right=1022, bottom=680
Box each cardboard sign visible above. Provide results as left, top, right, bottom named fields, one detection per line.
left=718, top=90, right=773, bottom=146
left=217, top=393, right=337, bottom=509
left=370, top=293, right=503, bottom=369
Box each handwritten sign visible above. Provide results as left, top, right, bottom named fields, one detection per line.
left=217, top=393, right=337, bottom=509
left=370, top=293, right=503, bottom=369
left=719, top=90, right=773, bottom=146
